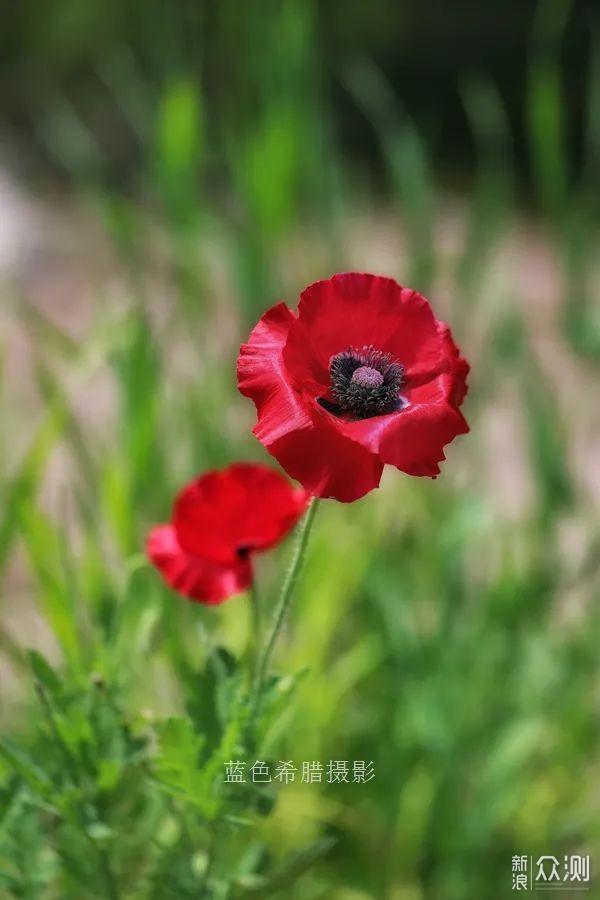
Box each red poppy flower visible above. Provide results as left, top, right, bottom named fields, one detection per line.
left=237, top=272, right=469, bottom=502
left=146, top=463, right=307, bottom=604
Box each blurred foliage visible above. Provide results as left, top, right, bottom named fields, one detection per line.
left=1, top=0, right=600, bottom=898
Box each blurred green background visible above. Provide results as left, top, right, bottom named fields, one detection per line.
left=0, top=1, right=599, bottom=898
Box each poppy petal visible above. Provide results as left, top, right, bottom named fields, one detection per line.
left=238, top=302, right=383, bottom=502
left=283, top=273, right=445, bottom=386
left=266, top=405, right=384, bottom=501
left=147, top=524, right=252, bottom=605
left=238, top=303, right=313, bottom=444
left=336, top=396, right=469, bottom=477
left=173, top=462, right=307, bottom=564
left=402, top=321, right=470, bottom=409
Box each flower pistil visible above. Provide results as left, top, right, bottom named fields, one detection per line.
left=324, top=345, right=405, bottom=419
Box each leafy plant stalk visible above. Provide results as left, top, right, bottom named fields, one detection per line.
left=35, top=681, right=121, bottom=900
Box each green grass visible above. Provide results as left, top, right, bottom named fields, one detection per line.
left=1, top=3, right=599, bottom=898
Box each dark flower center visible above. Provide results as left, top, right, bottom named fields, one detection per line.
left=322, top=345, right=405, bottom=419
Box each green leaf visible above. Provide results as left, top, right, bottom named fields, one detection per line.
left=233, top=838, right=335, bottom=897
left=18, top=507, right=82, bottom=669
left=155, top=78, right=204, bottom=229
left=0, top=738, right=52, bottom=796
left=27, top=650, right=62, bottom=697
left=0, top=401, right=66, bottom=579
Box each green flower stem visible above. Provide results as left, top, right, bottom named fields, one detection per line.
left=248, top=582, right=261, bottom=683
left=249, top=496, right=319, bottom=731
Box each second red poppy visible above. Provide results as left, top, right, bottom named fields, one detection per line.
left=147, top=463, right=307, bottom=604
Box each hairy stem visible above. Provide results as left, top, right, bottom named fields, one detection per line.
left=249, top=497, right=319, bottom=732
left=248, top=582, right=261, bottom=684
